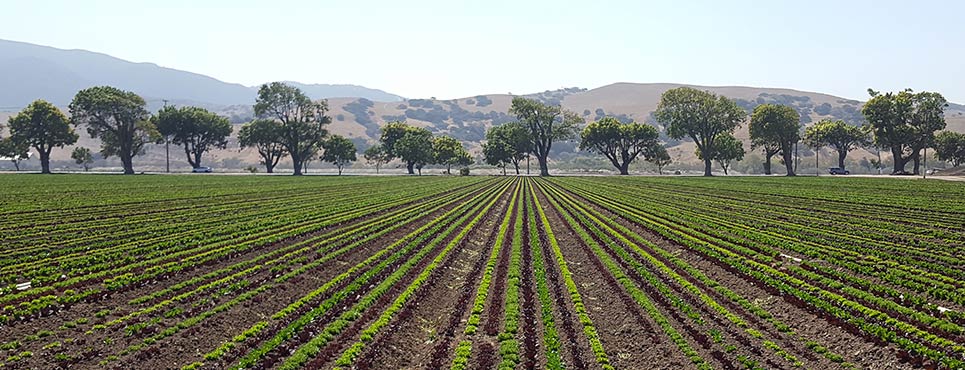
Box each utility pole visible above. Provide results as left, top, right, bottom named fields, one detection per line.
left=815, top=147, right=819, bottom=176
left=162, top=99, right=170, bottom=173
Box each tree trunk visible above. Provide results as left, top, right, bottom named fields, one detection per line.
left=619, top=161, right=629, bottom=175
left=783, top=150, right=796, bottom=176
left=891, top=147, right=907, bottom=174
left=513, top=163, right=519, bottom=175
left=502, top=166, right=506, bottom=176
left=417, top=166, right=422, bottom=176
left=194, top=150, right=203, bottom=169
left=39, top=150, right=51, bottom=174
left=12, top=160, right=20, bottom=171
left=406, top=161, right=415, bottom=175
left=292, top=159, right=303, bottom=176
left=266, top=163, right=274, bottom=173
left=837, top=149, right=847, bottom=169
left=763, top=156, right=772, bottom=175
left=703, top=158, right=713, bottom=177
left=447, top=163, right=451, bottom=174
left=537, top=155, right=550, bottom=176
left=912, top=152, right=921, bottom=175
left=338, top=165, right=343, bottom=175
left=120, top=152, right=135, bottom=175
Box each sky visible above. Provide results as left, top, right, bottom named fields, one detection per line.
left=1, top=0, right=963, bottom=102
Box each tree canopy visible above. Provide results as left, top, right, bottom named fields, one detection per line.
left=254, top=82, right=330, bottom=175
left=579, top=117, right=661, bottom=175
left=862, top=89, right=947, bottom=174
left=749, top=104, right=801, bottom=176
left=153, top=105, right=233, bottom=169
left=7, top=99, right=78, bottom=173
left=696, top=133, right=744, bottom=175
left=509, top=97, right=580, bottom=176
left=654, top=87, right=746, bottom=176
left=934, top=131, right=965, bottom=167
left=0, top=137, right=30, bottom=171
left=802, top=119, right=870, bottom=170
left=645, top=145, right=672, bottom=175
left=482, top=122, right=529, bottom=175
left=71, top=146, right=94, bottom=171
left=238, top=119, right=288, bottom=173
left=68, top=86, right=155, bottom=174
left=320, top=135, right=357, bottom=175
left=379, top=122, right=434, bottom=174
left=363, top=144, right=391, bottom=174
left=432, top=135, right=471, bottom=174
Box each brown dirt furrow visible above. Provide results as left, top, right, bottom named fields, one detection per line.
left=351, top=189, right=508, bottom=370
left=535, top=186, right=699, bottom=370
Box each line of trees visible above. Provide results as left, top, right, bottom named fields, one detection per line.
left=375, top=122, right=471, bottom=175
left=480, top=87, right=957, bottom=177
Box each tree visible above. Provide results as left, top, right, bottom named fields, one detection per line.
left=802, top=119, right=871, bottom=170
left=71, top=147, right=94, bottom=171
left=379, top=122, right=434, bottom=174
left=239, top=119, right=288, bottom=173
left=7, top=100, right=78, bottom=174
left=509, top=97, right=580, bottom=176
left=320, top=135, right=357, bottom=175
left=432, top=135, right=470, bottom=174
left=579, top=117, right=660, bottom=175
left=934, top=131, right=965, bottom=166
left=696, top=134, right=744, bottom=175
left=395, top=130, right=434, bottom=175
left=69, top=86, right=155, bottom=175
left=862, top=89, right=947, bottom=174
left=363, top=144, right=390, bottom=174
left=654, top=87, right=746, bottom=176
left=0, top=137, right=30, bottom=171
left=153, top=106, right=232, bottom=169
left=645, top=145, right=672, bottom=175
left=254, top=82, right=330, bottom=175
left=482, top=122, right=529, bottom=175
left=749, top=104, right=801, bottom=176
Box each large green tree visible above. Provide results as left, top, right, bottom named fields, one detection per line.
left=363, top=144, right=390, bottom=174
left=69, top=86, right=155, bottom=175
left=696, top=133, right=744, bottom=175
left=508, top=97, right=580, bottom=176
left=579, top=117, right=661, bottom=175
left=379, top=122, right=434, bottom=174
left=239, top=119, right=288, bottom=173
left=432, top=135, right=470, bottom=174
left=320, top=135, right=357, bottom=175
left=802, top=119, right=871, bottom=170
left=749, top=104, right=801, bottom=176
left=934, top=131, right=965, bottom=167
left=654, top=87, right=746, bottom=176
left=394, top=128, right=434, bottom=175
left=153, top=106, right=233, bottom=169
left=7, top=99, right=78, bottom=174
left=482, top=122, right=529, bottom=175
left=862, top=89, right=947, bottom=174
left=71, top=146, right=94, bottom=171
left=254, top=82, right=330, bottom=175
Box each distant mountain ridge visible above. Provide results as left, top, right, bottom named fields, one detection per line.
left=0, top=39, right=404, bottom=109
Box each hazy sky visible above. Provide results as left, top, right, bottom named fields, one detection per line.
left=2, top=0, right=963, bottom=102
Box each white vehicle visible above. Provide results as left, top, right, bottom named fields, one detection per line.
left=192, top=166, right=213, bottom=173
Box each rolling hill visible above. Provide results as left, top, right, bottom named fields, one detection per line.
left=0, top=39, right=403, bottom=109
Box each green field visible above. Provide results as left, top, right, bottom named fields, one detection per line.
left=0, top=175, right=962, bottom=369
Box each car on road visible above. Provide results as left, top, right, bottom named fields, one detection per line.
left=828, top=167, right=850, bottom=175
left=192, top=166, right=213, bottom=173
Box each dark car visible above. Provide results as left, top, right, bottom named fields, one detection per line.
left=192, top=166, right=213, bottom=173
left=828, top=167, right=850, bottom=175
